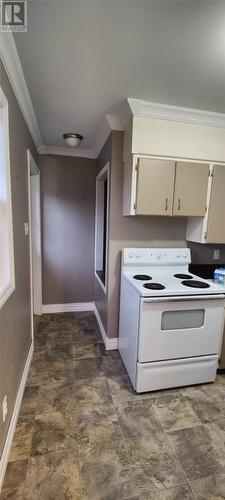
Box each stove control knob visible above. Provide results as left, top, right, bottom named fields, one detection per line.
left=128, top=252, right=134, bottom=259
left=182, top=252, right=187, bottom=259
left=156, top=252, right=162, bottom=259
left=135, top=252, right=140, bottom=259
left=176, top=252, right=181, bottom=259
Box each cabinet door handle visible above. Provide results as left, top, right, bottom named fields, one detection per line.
left=165, top=197, right=168, bottom=211
left=178, top=198, right=181, bottom=210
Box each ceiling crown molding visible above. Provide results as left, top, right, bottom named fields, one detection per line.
left=0, top=31, right=43, bottom=147
left=38, top=145, right=96, bottom=159
left=127, top=98, right=225, bottom=129
left=40, top=113, right=125, bottom=159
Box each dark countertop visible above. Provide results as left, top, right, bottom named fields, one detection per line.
left=189, top=264, right=225, bottom=280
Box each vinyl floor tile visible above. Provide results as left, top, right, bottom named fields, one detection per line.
left=79, top=438, right=136, bottom=500
left=21, top=451, right=80, bottom=500
left=75, top=377, right=113, bottom=407
left=107, top=373, right=138, bottom=402
left=78, top=403, right=123, bottom=448
left=167, top=425, right=225, bottom=480
left=31, top=411, right=78, bottom=457
left=8, top=418, right=34, bottom=462
left=19, top=386, right=39, bottom=418
left=74, top=357, right=106, bottom=379
left=147, top=484, right=194, bottom=499
left=3, top=312, right=225, bottom=500
left=36, top=376, right=75, bottom=416
left=204, top=422, right=225, bottom=467
left=116, top=399, right=162, bottom=440
left=73, top=340, right=104, bottom=359
left=190, top=473, right=225, bottom=499
left=1, top=459, right=28, bottom=495
left=182, top=387, right=225, bottom=425
left=126, top=435, right=186, bottom=492
left=152, top=393, right=201, bottom=431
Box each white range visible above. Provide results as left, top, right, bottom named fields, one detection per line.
left=119, top=248, right=225, bottom=393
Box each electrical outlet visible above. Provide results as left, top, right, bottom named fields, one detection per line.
left=2, top=395, right=8, bottom=423
left=214, top=249, right=220, bottom=260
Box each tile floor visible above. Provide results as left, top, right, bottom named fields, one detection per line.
left=1, top=312, right=225, bottom=499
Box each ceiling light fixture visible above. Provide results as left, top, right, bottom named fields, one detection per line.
left=63, top=132, right=83, bottom=147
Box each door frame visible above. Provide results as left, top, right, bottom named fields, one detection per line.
left=27, top=150, right=42, bottom=334
left=94, top=162, right=110, bottom=294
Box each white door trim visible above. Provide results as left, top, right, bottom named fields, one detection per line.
left=94, top=162, right=110, bottom=294
left=27, top=150, right=42, bottom=324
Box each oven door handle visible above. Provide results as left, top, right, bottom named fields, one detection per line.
left=142, top=294, right=225, bottom=303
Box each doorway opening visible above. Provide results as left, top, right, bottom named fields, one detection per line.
left=95, top=163, right=109, bottom=293
left=27, top=150, right=42, bottom=338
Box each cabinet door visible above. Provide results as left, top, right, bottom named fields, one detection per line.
left=136, top=158, right=175, bottom=215
left=173, top=162, right=209, bottom=216
left=206, top=165, right=225, bottom=243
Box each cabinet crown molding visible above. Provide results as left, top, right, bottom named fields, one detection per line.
left=126, top=98, right=225, bottom=129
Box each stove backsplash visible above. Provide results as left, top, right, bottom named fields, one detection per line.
left=188, top=242, right=225, bottom=278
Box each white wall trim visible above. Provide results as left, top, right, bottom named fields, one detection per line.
left=127, top=98, right=225, bottom=129
left=42, top=302, right=95, bottom=313
left=0, top=87, right=15, bottom=309
left=0, top=341, right=34, bottom=493
left=0, top=32, right=42, bottom=148
left=93, top=304, right=118, bottom=351
left=106, top=336, right=119, bottom=350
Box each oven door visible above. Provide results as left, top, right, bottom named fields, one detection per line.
left=138, top=295, right=225, bottom=363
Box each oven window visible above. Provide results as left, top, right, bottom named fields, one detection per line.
left=161, top=309, right=205, bottom=331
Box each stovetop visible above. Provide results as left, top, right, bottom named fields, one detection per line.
left=122, top=248, right=225, bottom=297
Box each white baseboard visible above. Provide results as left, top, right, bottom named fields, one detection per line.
left=107, top=336, right=119, bottom=350
left=42, top=302, right=95, bottom=313
left=0, top=341, right=34, bottom=493
left=93, top=304, right=118, bottom=351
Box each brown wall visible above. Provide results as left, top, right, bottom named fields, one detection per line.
left=40, top=154, right=96, bottom=305
left=188, top=242, right=225, bottom=265
left=0, top=61, right=37, bottom=456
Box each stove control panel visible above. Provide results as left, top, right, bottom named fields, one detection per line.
left=123, top=248, right=191, bottom=265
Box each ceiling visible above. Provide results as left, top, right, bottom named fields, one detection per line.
left=14, top=0, right=225, bottom=150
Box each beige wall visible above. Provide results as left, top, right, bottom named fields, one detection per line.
left=40, top=154, right=96, bottom=305
left=94, top=131, right=187, bottom=338
left=107, top=131, right=187, bottom=338
left=103, top=131, right=225, bottom=339
left=0, top=61, right=37, bottom=456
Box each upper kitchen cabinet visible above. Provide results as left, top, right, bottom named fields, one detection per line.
left=135, top=158, right=175, bottom=216
left=173, top=162, right=209, bottom=217
left=123, top=99, right=225, bottom=239
left=123, top=156, right=210, bottom=217
left=187, top=164, right=225, bottom=244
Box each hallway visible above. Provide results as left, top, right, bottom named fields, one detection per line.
left=1, top=312, right=225, bottom=499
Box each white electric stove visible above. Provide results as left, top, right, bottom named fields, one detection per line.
left=119, top=248, right=225, bottom=393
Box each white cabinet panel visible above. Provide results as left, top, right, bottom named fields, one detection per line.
left=173, top=162, right=209, bottom=216
left=136, top=158, right=175, bottom=216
